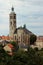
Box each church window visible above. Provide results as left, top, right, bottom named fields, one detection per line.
left=23, top=41, right=24, bottom=43
left=10, top=22, right=12, bottom=25
left=15, top=36, right=16, bottom=40
left=18, top=41, right=20, bottom=43
left=19, top=37, right=20, bottom=39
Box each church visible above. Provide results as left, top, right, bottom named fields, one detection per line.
left=9, top=7, right=34, bottom=48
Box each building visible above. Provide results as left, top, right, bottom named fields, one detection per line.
left=9, top=7, right=34, bottom=48
left=0, top=36, right=11, bottom=41
left=0, top=36, right=13, bottom=46
left=36, top=36, right=43, bottom=42
left=3, top=43, right=14, bottom=55
left=30, top=36, right=43, bottom=49
left=35, top=36, right=43, bottom=49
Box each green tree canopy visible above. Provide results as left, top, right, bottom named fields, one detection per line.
left=10, top=41, right=19, bottom=51
left=30, top=35, right=37, bottom=45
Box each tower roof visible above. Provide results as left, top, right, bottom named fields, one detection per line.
left=10, top=7, right=16, bottom=15
left=11, top=6, right=14, bottom=11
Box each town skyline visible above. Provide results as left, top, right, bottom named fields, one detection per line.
left=0, top=0, right=43, bottom=36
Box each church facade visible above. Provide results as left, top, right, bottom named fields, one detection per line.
left=9, top=7, right=34, bottom=48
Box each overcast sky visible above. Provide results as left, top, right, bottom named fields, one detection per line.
left=0, top=0, right=43, bottom=36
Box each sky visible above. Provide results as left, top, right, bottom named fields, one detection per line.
left=0, top=0, right=43, bottom=36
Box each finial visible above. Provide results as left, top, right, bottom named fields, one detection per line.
left=23, top=24, right=26, bottom=29
left=11, top=6, right=14, bottom=11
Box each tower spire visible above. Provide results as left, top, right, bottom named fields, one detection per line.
left=11, top=6, right=14, bottom=11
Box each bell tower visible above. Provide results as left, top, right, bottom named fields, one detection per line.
left=9, top=7, right=16, bottom=37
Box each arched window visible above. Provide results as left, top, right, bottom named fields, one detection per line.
left=14, top=16, right=16, bottom=19
left=10, top=16, right=12, bottom=19
left=14, top=21, right=16, bottom=24
left=15, top=36, right=16, bottom=40
left=10, top=22, right=12, bottom=25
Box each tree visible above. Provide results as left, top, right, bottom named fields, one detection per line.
left=34, top=47, right=39, bottom=51
left=10, top=41, right=19, bottom=51
left=30, top=35, right=37, bottom=45
left=40, top=48, right=43, bottom=51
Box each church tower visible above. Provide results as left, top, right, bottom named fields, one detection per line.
left=9, top=7, right=16, bottom=37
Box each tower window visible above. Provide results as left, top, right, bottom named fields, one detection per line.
left=14, top=16, right=16, bottom=19
left=14, top=21, right=16, bottom=24
left=10, top=16, right=12, bottom=19
left=19, top=37, right=20, bottom=39
left=10, top=22, right=12, bottom=25
left=15, top=36, right=16, bottom=40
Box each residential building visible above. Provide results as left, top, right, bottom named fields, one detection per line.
left=35, top=36, right=43, bottom=49
left=3, top=43, right=14, bottom=55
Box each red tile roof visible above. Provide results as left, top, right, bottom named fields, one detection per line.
left=8, top=44, right=14, bottom=48
left=0, top=36, right=12, bottom=40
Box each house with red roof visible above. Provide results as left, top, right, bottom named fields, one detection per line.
left=3, top=43, right=14, bottom=55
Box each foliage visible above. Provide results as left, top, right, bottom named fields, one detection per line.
left=30, top=35, right=37, bottom=45
left=34, top=47, right=39, bottom=51
left=40, top=48, right=43, bottom=51
left=0, top=44, right=43, bottom=65
left=10, top=41, right=19, bottom=51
